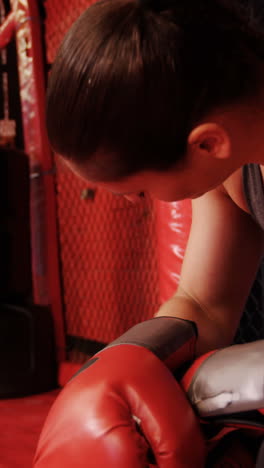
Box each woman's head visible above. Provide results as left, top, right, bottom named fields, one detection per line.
left=47, top=0, right=264, bottom=197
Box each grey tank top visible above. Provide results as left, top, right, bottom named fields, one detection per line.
left=243, top=164, right=264, bottom=231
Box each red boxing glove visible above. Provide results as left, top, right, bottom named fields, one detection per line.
left=34, top=317, right=206, bottom=468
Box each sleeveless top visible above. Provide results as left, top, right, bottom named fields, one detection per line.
left=236, top=164, right=264, bottom=346
left=243, top=164, right=264, bottom=230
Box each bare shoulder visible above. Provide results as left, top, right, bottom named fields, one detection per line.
left=221, top=167, right=250, bottom=214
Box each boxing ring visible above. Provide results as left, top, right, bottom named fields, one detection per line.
left=0, top=1, right=263, bottom=467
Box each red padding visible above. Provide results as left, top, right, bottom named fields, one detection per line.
left=155, top=200, right=192, bottom=302
left=0, top=12, right=15, bottom=49
left=0, top=390, right=59, bottom=468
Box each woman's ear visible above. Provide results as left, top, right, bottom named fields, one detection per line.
left=188, top=123, right=231, bottom=160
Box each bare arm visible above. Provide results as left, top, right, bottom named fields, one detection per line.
left=156, top=187, right=264, bottom=355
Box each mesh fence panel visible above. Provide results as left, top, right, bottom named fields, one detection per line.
left=53, top=158, right=160, bottom=361
left=45, top=0, right=90, bottom=64
left=56, top=160, right=160, bottom=339
left=235, top=263, right=264, bottom=344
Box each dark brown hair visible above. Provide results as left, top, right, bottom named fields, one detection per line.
left=46, top=0, right=264, bottom=181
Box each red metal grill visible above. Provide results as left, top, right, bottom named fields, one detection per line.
left=56, top=160, right=160, bottom=347
left=45, top=0, right=92, bottom=64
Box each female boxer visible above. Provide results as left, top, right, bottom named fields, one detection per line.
left=46, top=0, right=264, bottom=355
